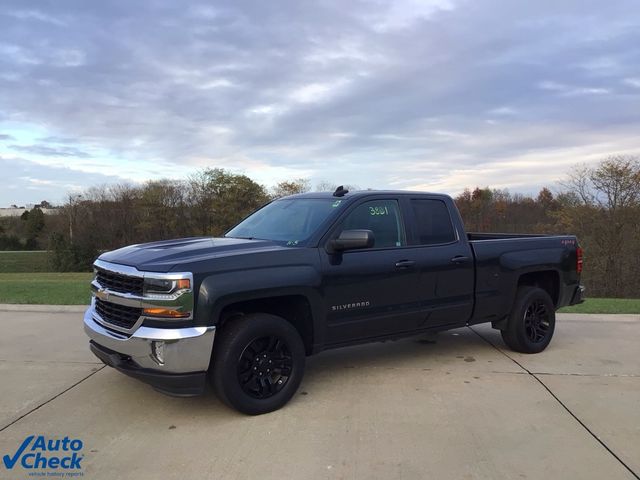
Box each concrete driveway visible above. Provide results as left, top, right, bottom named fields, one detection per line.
left=0, top=307, right=638, bottom=480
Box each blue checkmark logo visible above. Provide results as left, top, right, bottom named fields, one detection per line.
left=3, top=435, right=34, bottom=469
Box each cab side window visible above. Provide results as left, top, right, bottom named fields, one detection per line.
left=410, top=199, right=456, bottom=245
left=340, top=200, right=405, bottom=248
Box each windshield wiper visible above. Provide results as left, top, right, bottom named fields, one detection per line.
left=226, top=236, right=262, bottom=240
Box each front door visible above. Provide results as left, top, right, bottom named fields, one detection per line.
left=320, top=198, right=423, bottom=344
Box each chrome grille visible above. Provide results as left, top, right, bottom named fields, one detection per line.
left=95, top=298, right=141, bottom=330
left=95, top=267, right=143, bottom=295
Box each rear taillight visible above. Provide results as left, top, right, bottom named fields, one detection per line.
left=576, top=247, right=583, bottom=274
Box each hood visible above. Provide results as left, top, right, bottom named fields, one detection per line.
left=98, top=236, right=286, bottom=272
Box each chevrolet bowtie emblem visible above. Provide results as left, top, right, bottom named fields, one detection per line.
left=96, top=289, right=109, bottom=301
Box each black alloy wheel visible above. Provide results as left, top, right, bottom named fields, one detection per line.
left=237, top=336, right=293, bottom=399
left=523, top=300, right=551, bottom=343
left=501, top=286, right=556, bottom=354
left=211, top=313, right=306, bottom=415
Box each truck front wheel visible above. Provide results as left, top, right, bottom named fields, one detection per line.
left=211, top=313, right=306, bottom=415
left=501, top=286, right=556, bottom=354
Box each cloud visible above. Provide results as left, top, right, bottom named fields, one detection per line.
left=0, top=134, right=16, bottom=141
left=623, top=78, right=640, bottom=88
left=37, top=136, right=80, bottom=144
left=487, top=106, right=518, bottom=116
left=0, top=156, right=129, bottom=205
left=0, top=0, right=640, bottom=205
left=5, top=9, right=69, bottom=27
left=9, top=144, right=92, bottom=158
left=538, top=81, right=610, bottom=96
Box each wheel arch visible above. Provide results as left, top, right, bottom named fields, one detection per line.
left=194, top=266, right=325, bottom=355
left=217, top=294, right=316, bottom=355
left=517, top=270, right=560, bottom=307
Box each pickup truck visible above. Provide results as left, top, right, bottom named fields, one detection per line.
left=84, top=187, right=584, bottom=414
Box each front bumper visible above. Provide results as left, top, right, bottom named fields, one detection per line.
left=84, top=308, right=215, bottom=396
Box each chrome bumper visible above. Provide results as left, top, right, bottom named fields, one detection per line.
left=84, top=307, right=215, bottom=374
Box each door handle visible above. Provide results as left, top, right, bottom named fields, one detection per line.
left=450, top=255, right=471, bottom=264
left=395, top=260, right=416, bottom=269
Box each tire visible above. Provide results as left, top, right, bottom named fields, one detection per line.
left=501, top=286, right=556, bottom=354
left=211, top=313, right=306, bottom=415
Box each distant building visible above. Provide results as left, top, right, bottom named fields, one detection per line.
left=0, top=207, right=58, bottom=217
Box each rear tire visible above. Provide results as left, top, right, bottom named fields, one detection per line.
left=211, top=313, right=306, bottom=415
left=501, top=286, right=556, bottom=354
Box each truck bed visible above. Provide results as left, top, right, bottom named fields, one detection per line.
left=467, top=232, right=581, bottom=325
left=468, top=232, right=557, bottom=241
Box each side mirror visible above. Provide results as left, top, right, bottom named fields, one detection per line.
left=328, top=229, right=374, bottom=253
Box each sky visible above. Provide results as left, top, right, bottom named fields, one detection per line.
left=1, top=0, right=639, bottom=206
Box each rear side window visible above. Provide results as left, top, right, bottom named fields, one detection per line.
left=410, top=199, right=456, bottom=245
left=340, top=200, right=405, bottom=248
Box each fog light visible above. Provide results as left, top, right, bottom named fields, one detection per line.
left=143, top=307, right=190, bottom=318
left=151, top=341, right=165, bottom=365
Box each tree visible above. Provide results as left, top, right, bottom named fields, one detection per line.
left=188, top=168, right=269, bottom=236
left=470, top=187, right=493, bottom=231
left=18, top=207, right=46, bottom=249
left=25, top=207, right=45, bottom=247
left=536, top=188, right=554, bottom=208
left=561, top=155, right=640, bottom=297
left=109, top=184, right=139, bottom=246
left=315, top=180, right=337, bottom=192
left=271, top=178, right=310, bottom=199
left=137, top=180, right=187, bottom=240
left=565, top=156, right=640, bottom=209
left=314, top=181, right=361, bottom=193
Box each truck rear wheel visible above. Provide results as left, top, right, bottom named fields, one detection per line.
left=211, top=313, right=306, bottom=415
left=501, top=286, right=556, bottom=354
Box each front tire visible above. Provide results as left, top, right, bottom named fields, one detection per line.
left=501, top=286, right=556, bottom=354
left=211, top=313, right=306, bottom=415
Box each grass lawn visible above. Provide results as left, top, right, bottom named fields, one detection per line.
left=0, top=273, right=93, bottom=305
left=0, top=251, right=50, bottom=273
left=558, top=297, right=640, bottom=314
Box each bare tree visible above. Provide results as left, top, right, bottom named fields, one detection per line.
left=314, top=181, right=361, bottom=192
left=561, top=155, right=640, bottom=297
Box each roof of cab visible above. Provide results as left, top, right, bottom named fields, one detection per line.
left=282, top=190, right=449, bottom=200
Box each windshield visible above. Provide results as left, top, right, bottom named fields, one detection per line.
left=226, top=198, right=344, bottom=245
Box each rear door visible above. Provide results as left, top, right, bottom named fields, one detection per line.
left=404, top=197, right=474, bottom=327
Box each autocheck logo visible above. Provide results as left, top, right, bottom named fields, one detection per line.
left=3, top=435, right=84, bottom=474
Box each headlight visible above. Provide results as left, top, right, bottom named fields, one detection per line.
left=143, top=277, right=191, bottom=295
left=141, top=273, right=194, bottom=319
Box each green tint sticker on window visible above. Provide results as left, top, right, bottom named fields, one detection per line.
left=332, top=200, right=342, bottom=208
left=369, top=206, right=389, bottom=216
